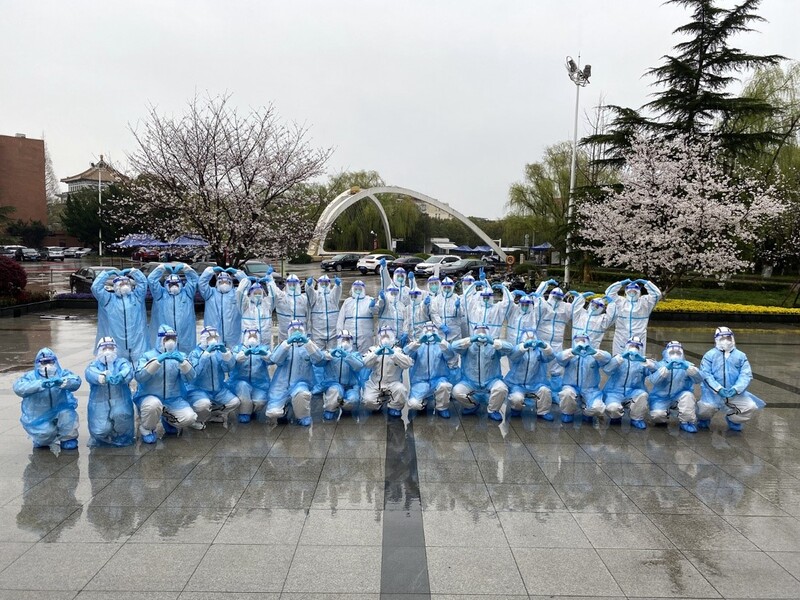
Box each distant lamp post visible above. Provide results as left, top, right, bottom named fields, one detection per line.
left=564, top=55, right=591, bottom=287
left=98, top=155, right=103, bottom=257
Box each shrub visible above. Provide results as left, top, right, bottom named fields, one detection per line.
left=0, top=257, right=27, bottom=297
left=289, top=252, right=312, bottom=264
left=414, top=252, right=431, bottom=260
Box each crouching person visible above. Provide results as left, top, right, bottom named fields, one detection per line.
left=134, top=325, right=197, bottom=442
left=648, top=341, right=703, bottom=433
left=310, top=329, right=364, bottom=421
left=14, top=348, right=82, bottom=450
left=555, top=334, right=611, bottom=424
left=404, top=321, right=455, bottom=419
left=362, top=325, right=413, bottom=417
left=603, top=336, right=656, bottom=430
left=504, top=328, right=555, bottom=421
left=267, top=320, right=318, bottom=426
left=85, top=337, right=135, bottom=446
left=230, top=328, right=271, bottom=423
left=187, top=326, right=240, bottom=427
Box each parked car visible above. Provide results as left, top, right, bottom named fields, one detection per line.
left=40, top=247, right=65, bottom=261
left=63, top=247, right=79, bottom=258
left=0, top=245, right=23, bottom=260
left=132, top=247, right=161, bottom=261
left=69, top=266, right=112, bottom=293
left=320, top=253, right=361, bottom=272
left=414, top=254, right=461, bottom=277
left=439, top=258, right=496, bottom=279
left=75, top=247, right=93, bottom=257
left=20, top=248, right=41, bottom=262
left=387, top=256, right=423, bottom=275
left=357, top=253, right=395, bottom=275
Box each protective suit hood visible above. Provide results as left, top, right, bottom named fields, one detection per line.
left=34, top=347, right=63, bottom=378
left=663, top=341, right=684, bottom=361
left=351, top=281, right=366, bottom=298
left=156, top=324, right=178, bottom=352
left=199, top=326, right=220, bottom=348
left=714, top=326, right=736, bottom=352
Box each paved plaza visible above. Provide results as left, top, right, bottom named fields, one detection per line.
left=0, top=312, right=799, bottom=599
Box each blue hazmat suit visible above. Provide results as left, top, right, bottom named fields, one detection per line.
left=309, top=344, right=364, bottom=413
left=199, top=267, right=246, bottom=347
left=85, top=350, right=135, bottom=447
left=504, top=339, right=554, bottom=415
left=268, top=277, right=309, bottom=342
left=404, top=332, right=456, bottom=412
left=648, top=347, right=703, bottom=424
left=698, top=346, right=765, bottom=424
left=602, top=349, right=655, bottom=421
left=92, top=269, right=148, bottom=363
left=337, top=287, right=376, bottom=354
left=148, top=264, right=199, bottom=352
left=229, top=336, right=271, bottom=419
left=451, top=334, right=513, bottom=413
left=555, top=343, right=612, bottom=418
left=267, top=336, right=318, bottom=421
left=187, top=331, right=238, bottom=421
left=14, top=348, right=81, bottom=447
left=431, top=289, right=464, bottom=342
left=236, top=278, right=275, bottom=347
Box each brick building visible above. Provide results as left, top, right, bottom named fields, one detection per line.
left=0, top=133, right=47, bottom=225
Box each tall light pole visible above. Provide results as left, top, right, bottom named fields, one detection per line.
left=97, top=155, right=103, bottom=257
left=564, top=55, right=591, bottom=287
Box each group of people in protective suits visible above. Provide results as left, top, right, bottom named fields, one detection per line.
left=12, top=260, right=764, bottom=450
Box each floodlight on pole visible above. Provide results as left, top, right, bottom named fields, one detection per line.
left=564, top=55, right=590, bottom=287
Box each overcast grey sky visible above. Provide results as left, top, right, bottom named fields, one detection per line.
left=2, top=0, right=797, bottom=219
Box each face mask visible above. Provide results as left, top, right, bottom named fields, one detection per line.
left=443, top=287, right=454, bottom=296
left=99, top=348, right=118, bottom=362
left=520, top=303, right=530, bottom=313
left=218, top=282, right=232, bottom=293
left=667, top=351, right=683, bottom=360
left=164, top=339, right=177, bottom=352
left=339, top=341, right=352, bottom=352
left=287, top=285, right=299, bottom=295
left=118, top=284, right=132, bottom=296
left=245, top=335, right=259, bottom=348
left=717, top=339, right=734, bottom=352
left=353, top=288, right=364, bottom=298
left=380, top=336, right=393, bottom=346
left=39, top=364, right=57, bottom=378
left=168, top=284, right=180, bottom=296
left=319, top=283, right=330, bottom=292
left=395, top=276, right=406, bottom=286
left=429, top=285, right=440, bottom=294
left=252, top=294, right=263, bottom=305
left=206, top=336, right=219, bottom=347
left=626, top=291, right=639, bottom=302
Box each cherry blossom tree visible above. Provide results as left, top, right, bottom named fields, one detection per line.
left=578, top=134, right=785, bottom=293
left=124, top=94, right=331, bottom=266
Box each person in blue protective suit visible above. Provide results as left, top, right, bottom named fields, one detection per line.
left=404, top=321, right=456, bottom=418
left=451, top=323, right=514, bottom=421
left=337, top=280, right=376, bottom=354
left=380, top=258, right=412, bottom=305
left=362, top=325, right=414, bottom=417
left=309, top=329, right=364, bottom=421
left=506, top=293, right=539, bottom=345
left=134, top=325, right=197, bottom=443
left=229, top=328, right=271, bottom=423
left=373, top=285, right=408, bottom=346
left=266, top=320, right=319, bottom=426
left=602, top=336, right=656, bottom=429
left=267, top=273, right=309, bottom=342
left=306, top=274, right=342, bottom=350
left=187, top=326, right=240, bottom=427
left=431, top=277, right=464, bottom=342
left=147, top=262, right=199, bottom=352
left=84, top=337, right=135, bottom=446
left=405, top=288, right=433, bottom=341
left=504, top=328, right=555, bottom=420
left=605, top=278, right=662, bottom=356
left=697, top=327, right=765, bottom=432
left=199, top=266, right=247, bottom=347
left=648, top=341, right=703, bottom=433
left=236, top=276, right=275, bottom=348
left=572, top=294, right=616, bottom=350
left=555, top=333, right=612, bottom=424
left=14, top=348, right=82, bottom=450
left=464, top=278, right=513, bottom=341
left=92, top=267, right=148, bottom=363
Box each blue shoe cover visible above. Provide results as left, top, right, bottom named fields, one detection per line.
left=296, top=416, right=312, bottom=427
left=538, top=412, right=554, bottom=422
left=697, top=419, right=710, bottom=430
left=60, top=438, right=78, bottom=450
left=488, top=410, right=503, bottom=422
left=582, top=415, right=594, bottom=423
left=561, top=413, right=574, bottom=423
left=161, top=417, right=178, bottom=435
left=630, top=419, right=647, bottom=430
left=387, top=408, right=402, bottom=418
left=509, top=409, right=522, bottom=418
left=238, top=413, right=251, bottom=424
left=679, top=422, right=698, bottom=433
left=609, top=417, right=622, bottom=425
left=141, top=431, right=157, bottom=444
left=461, top=405, right=479, bottom=416
left=323, top=410, right=338, bottom=421
left=726, top=417, right=743, bottom=432
left=437, top=409, right=451, bottom=419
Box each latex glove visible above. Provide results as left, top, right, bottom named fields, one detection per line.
left=424, top=296, right=431, bottom=306
left=548, top=279, right=558, bottom=286
left=156, top=352, right=169, bottom=363
left=331, top=348, right=346, bottom=358
left=380, top=257, right=387, bottom=267
left=440, top=324, right=449, bottom=335
left=176, top=263, right=186, bottom=272
left=266, top=265, right=274, bottom=276
left=109, top=373, right=123, bottom=385
left=584, top=346, right=597, bottom=355
left=479, top=267, right=485, bottom=280
left=179, top=359, right=192, bottom=374
left=379, top=290, right=385, bottom=300
left=407, top=271, right=415, bottom=280
left=334, top=276, right=341, bottom=286
left=97, top=373, right=107, bottom=385
left=535, top=340, right=547, bottom=349
left=454, top=298, right=461, bottom=309
left=492, top=339, right=503, bottom=350
left=398, top=333, right=409, bottom=347
left=210, top=343, right=227, bottom=353
left=306, top=277, right=314, bottom=287
left=212, top=266, right=224, bottom=273
left=247, top=276, right=258, bottom=282
left=723, top=387, right=737, bottom=398
left=144, top=360, right=160, bottom=374
left=225, top=267, right=237, bottom=275
left=523, top=340, right=535, bottom=349
left=369, top=298, right=376, bottom=309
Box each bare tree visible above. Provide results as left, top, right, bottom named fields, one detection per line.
left=124, top=94, right=332, bottom=266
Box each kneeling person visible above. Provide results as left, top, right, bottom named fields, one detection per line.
left=555, top=334, right=611, bottom=423
left=310, top=329, right=364, bottom=421
left=362, top=326, right=414, bottom=417
left=267, top=320, right=318, bottom=426
left=188, top=326, right=240, bottom=426
left=648, top=341, right=703, bottom=433
left=404, top=321, right=456, bottom=418
left=229, top=328, right=271, bottom=423
left=603, top=336, right=656, bottom=429
left=504, top=328, right=555, bottom=421
left=85, top=337, right=135, bottom=446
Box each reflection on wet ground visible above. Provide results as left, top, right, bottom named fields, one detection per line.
left=0, top=311, right=798, bottom=598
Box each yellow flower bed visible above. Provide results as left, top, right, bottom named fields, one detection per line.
left=655, top=299, right=800, bottom=315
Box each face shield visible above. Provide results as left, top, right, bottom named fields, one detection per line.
left=287, top=320, right=305, bottom=340
left=96, top=337, right=118, bottom=362
left=550, top=288, right=564, bottom=305
left=428, top=277, right=440, bottom=294
left=625, top=283, right=641, bottom=302
left=442, top=277, right=455, bottom=296
left=386, top=286, right=400, bottom=303
left=351, top=281, right=366, bottom=298
left=249, top=284, right=264, bottom=305
left=481, top=290, right=494, bottom=306
left=665, top=341, right=684, bottom=361
left=572, top=334, right=591, bottom=350
left=286, top=275, right=301, bottom=295
left=243, top=328, right=260, bottom=348
left=217, top=274, right=232, bottom=294
left=200, top=326, right=219, bottom=348
left=37, top=355, right=58, bottom=378
left=378, top=326, right=396, bottom=347
left=589, top=299, right=605, bottom=316
left=473, top=324, right=490, bottom=343
left=337, top=330, right=353, bottom=352
left=166, top=275, right=182, bottom=296
left=462, top=275, right=475, bottom=288
left=393, top=268, right=406, bottom=286
left=625, top=336, right=644, bottom=355
left=114, top=276, right=132, bottom=296
left=410, top=290, right=423, bottom=304
left=519, top=297, right=532, bottom=313
left=714, top=327, right=735, bottom=352
left=318, top=275, right=331, bottom=291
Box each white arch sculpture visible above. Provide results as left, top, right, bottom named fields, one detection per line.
left=308, top=186, right=507, bottom=260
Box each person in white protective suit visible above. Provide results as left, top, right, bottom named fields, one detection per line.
left=421, top=275, right=442, bottom=302
left=267, top=273, right=309, bottom=342
left=405, top=288, right=434, bottom=341
left=464, top=279, right=513, bottom=341
left=199, top=266, right=247, bottom=347
left=571, top=294, right=616, bottom=350
left=187, top=326, right=240, bottom=427
left=305, top=274, right=342, bottom=350
left=147, top=263, right=199, bottom=352
left=266, top=320, right=318, bottom=426
left=134, top=325, right=198, bottom=443
left=337, top=280, right=376, bottom=354
left=605, top=278, right=662, bottom=355
left=373, top=285, right=408, bottom=347
left=697, top=327, right=765, bottom=432
left=380, top=258, right=412, bottom=305
left=84, top=337, right=135, bottom=446
left=14, top=348, right=82, bottom=450
left=361, top=325, right=414, bottom=417
left=555, top=333, right=612, bottom=424
left=309, top=329, right=364, bottom=421
left=602, top=336, right=656, bottom=429
left=504, top=328, right=555, bottom=420
left=648, top=341, right=703, bottom=433
left=229, top=328, right=271, bottom=423
left=431, top=277, right=464, bottom=342
left=236, top=276, right=275, bottom=347
left=458, top=273, right=480, bottom=337
left=534, top=280, right=578, bottom=354
left=451, top=323, right=514, bottom=421
left=404, top=321, right=456, bottom=418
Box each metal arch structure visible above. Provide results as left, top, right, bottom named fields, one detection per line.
left=308, top=186, right=507, bottom=260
